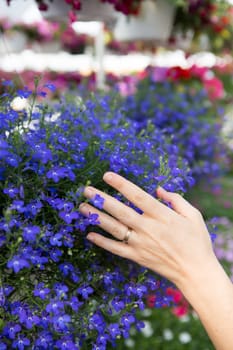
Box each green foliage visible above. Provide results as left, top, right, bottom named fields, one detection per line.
left=113, top=307, right=214, bottom=350
left=186, top=176, right=233, bottom=221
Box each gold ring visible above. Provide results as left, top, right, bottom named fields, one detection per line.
left=122, top=228, right=132, bottom=244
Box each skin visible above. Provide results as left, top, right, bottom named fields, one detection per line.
left=79, top=171, right=233, bottom=350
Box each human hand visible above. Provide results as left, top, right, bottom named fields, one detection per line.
left=79, top=172, right=216, bottom=290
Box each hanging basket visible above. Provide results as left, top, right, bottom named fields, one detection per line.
left=0, top=31, right=27, bottom=54
left=42, top=0, right=117, bottom=22
left=113, top=0, right=175, bottom=42
left=0, top=0, right=42, bottom=24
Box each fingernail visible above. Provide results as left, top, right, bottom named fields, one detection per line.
left=103, top=172, right=113, bottom=182
left=84, top=186, right=94, bottom=197
left=87, top=233, right=95, bottom=241
left=79, top=203, right=88, bottom=211
left=157, top=186, right=165, bottom=192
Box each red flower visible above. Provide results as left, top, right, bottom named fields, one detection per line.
left=146, top=294, right=156, bottom=308
left=167, top=67, right=192, bottom=81
left=166, top=287, right=190, bottom=318
left=172, top=304, right=189, bottom=318
left=166, top=287, right=183, bottom=303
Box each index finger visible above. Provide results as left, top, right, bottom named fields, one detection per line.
left=103, top=172, right=174, bottom=220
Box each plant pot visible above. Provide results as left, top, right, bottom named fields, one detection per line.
left=0, top=0, right=42, bottom=24
left=113, top=0, right=175, bottom=42
left=0, top=31, right=27, bottom=54
left=31, top=40, right=62, bottom=53
left=42, top=0, right=117, bottom=22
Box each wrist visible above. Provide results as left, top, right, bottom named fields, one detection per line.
left=175, top=252, right=225, bottom=305
left=175, top=253, right=233, bottom=350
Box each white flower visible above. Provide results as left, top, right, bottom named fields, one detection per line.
left=179, top=331, right=192, bottom=344
left=124, top=338, right=135, bottom=348
left=179, top=314, right=190, bottom=323
left=10, top=97, right=28, bottom=111
left=192, top=310, right=199, bottom=319
left=141, top=308, right=152, bottom=317
left=141, top=320, right=154, bottom=338
left=163, top=328, right=174, bottom=341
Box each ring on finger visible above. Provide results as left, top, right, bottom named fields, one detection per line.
left=122, top=228, right=132, bottom=244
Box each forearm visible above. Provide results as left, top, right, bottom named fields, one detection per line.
left=178, top=255, right=233, bottom=350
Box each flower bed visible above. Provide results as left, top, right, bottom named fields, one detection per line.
left=120, top=66, right=226, bottom=181
left=0, top=79, right=196, bottom=349
left=0, top=65, right=226, bottom=182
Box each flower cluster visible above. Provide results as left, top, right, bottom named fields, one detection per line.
left=100, top=0, right=143, bottom=15
left=10, top=21, right=61, bottom=44
left=0, top=18, right=90, bottom=54
left=119, top=65, right=225, bottom=181
left=60, top=25, right=91, bottom=54
left=0, top=70, right=97, bottom=98
left=172, top=0, right=233, bottom=53
left=0, top=79, right=195, bottom=349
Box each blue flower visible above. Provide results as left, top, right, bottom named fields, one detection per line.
left=59, top=211, right=79, bottom=224
left=55, top=336, right=78, bottom=350
left=77, top=285, right=94, bottom=300
left=12, top=336, right=30, bottom=349
left=2, top=79, right=14, bottom=87
left=0, top=287, right=5, bottom=307
left=7, top=256, right=30, bottom=273
left=22, top=225, right=40, bottom=242
left=3, top=323, right=21, bottom=339
left=0, top=235, right=6, bottom=248
left=35, top=331, right=53, bottom=348
left=50, top=233, right=63, bottom=247
left=32, top=143, right=53, bottom=164
left=10, top=200, right=25, bottom=213
left=120, top=313, right=135, bottom=329
left=19, top=311, right=40, bottom=330
left=59, top=262, right=74, bottom=277
left=49, top=248, right=63, bottom=262
left=89, top=312, right=106, bottom=332
left=34, top=283, right=51, bottom=300
left=111, top=298, right=125, bottom=313
left=46, top=166, right=69, bottom=183
left=46, top=299, right=65, bottom=315
left=91, top=194, right=105, bottom=209
left=108, top=323, right=121, bottom=339
left=54, top=283, right=69, bottom=299
left=52, top=314, right=71, bottom=331
left=3, top=186, right=19, bottom=198
left=44, top=83, right=56, bottom=92
left=17, top=87, right=32, bottom=98
left=0, top=342, right=7, bottom=350
left=5, top=154, right=20, bottom=167
left=24, top=200, right=43, bottom=216
left=68, top=296, right=83, bottom=312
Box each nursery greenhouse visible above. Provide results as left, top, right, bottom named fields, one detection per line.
left=0, top=0, right=233, bottom=349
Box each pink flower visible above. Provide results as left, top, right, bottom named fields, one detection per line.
left=172, top=305, right=189, bottom=318
left=36, top=20, right=60, bottom=42
left=203, top=77, right=224, bottom=100
left=151, top=67, right=169, bottom=82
